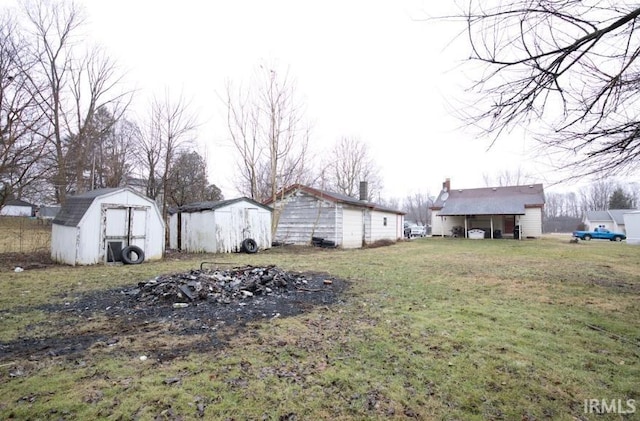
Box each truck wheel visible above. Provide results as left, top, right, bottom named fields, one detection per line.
left=583, top=234, right=592, bottom=241
left=613, top=236, right=622, bottom=242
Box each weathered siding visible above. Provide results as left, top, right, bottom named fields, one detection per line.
left=342, top=207, right=363, bottom=248
left=51, top=225, right=79, bottom=265
left=518, top=207, right=543, bottom=238
left=172, top=200, right=272, bottom=253
left=273, top=193, right=339, bottom=245
left=214, top=204, right=272, bottom=253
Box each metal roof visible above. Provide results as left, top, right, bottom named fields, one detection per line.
left=432, top=184, right=545, bottom=216
left=52, top=187, right=141, bottom=227
left=170, top=197, right=273, bottom=214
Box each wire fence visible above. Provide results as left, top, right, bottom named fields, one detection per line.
left=0, top=216, right=52, bottom=254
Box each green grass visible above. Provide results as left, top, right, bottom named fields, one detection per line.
left=0, top=236, right=638, bottom=420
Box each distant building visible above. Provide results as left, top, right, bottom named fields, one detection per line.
left=0, top=199, right=35, bottom=217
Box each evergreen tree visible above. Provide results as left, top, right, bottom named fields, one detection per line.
left=608, top=187, right=634, bottom=209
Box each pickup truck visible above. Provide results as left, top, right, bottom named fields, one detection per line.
left=572, top=228, right=626, bottom=242
left=404, top=223, right=427, bottom=238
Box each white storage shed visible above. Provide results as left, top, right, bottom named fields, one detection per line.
left=51, top=187, right=165, bottom=265
left=168, top=197, right=272, bottom=253
left=1, top=199, right=35, bottom=217
left=623, top=211, right=640, bottom=245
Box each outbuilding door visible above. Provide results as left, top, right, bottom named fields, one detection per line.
left=102, top=205, right=148, bottom=262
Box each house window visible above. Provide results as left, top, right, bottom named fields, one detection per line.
left=383, top=217, right=387, bottom=226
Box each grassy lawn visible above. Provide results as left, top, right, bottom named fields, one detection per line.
left=0, top=236, right=638, bottom=420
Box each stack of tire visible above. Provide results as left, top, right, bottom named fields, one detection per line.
left=312, top=236, right=336, bottom=248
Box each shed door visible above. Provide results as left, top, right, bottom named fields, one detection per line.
left=103, top=205, right=148, bottom=262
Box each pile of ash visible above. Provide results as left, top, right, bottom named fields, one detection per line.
left=123, top=265, right=335, bottom=307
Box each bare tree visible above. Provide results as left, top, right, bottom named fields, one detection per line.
left=323, top=136, right=382, bottom=200
left=455, top=1, right=640, bottom=178
left=402, top=191, right=433, bottom=226
left=135, top=91, right=197, bottom=223
left=482, top=168, right=535, bottom=187
left=225, top=64, right=311, bottom=204
left=0, top=11, right=48, bottom=206
left=21, top=0, right=131, bottom=202
left=578, top=180, right=618, bottom=212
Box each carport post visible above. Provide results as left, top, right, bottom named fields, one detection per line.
left=490, top=217, right=494, bottom=239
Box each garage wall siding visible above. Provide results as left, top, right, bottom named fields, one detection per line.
left=342, top=207, right=363, bottom=248
left=518, top=207, right=543, bottom=238
left=273, top=193, right=339, bottom=245
left=367, top=209, right=401, bottom=243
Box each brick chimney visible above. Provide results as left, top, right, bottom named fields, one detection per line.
left=359, top=181, right=368, bottom=201
left=443, top=178, right=451, bottom=192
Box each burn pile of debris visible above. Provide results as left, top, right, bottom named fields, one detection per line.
left=124, top=265, right=334, bottom=307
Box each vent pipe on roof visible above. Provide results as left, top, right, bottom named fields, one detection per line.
left=359, top=181, right=368, bottom=201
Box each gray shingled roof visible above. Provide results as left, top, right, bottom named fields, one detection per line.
left=4, top=199, right=35, bottom=207
left=52, top=188, right=126, bottom=227
left=432, top=184, right=545, bottom=216
left=169, top=197, right=273, bottom=214
left=266, top=184, right=405, bottom=215
left=585, top=209, right=639, bottom=224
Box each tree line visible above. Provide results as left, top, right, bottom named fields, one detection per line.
left=0, top=1, right=222, bottom=223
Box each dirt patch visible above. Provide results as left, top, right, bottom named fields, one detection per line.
left=0, top=250, right=54, bottom=271
left=0, top=266, right=349, bottom=362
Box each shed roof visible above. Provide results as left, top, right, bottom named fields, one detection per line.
left=170, top=197, right=273, bottom=214
left=52, top=187, right=146, bottom=227
left=265, top=184, right=405, bottom=215
left=585, top=209, right=639, bottom=224
left=4, top=199, right=35, bottom=207
left=432, top=184, right=545, bottom=216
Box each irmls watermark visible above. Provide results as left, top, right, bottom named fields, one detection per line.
left=584, top=399, right=636, bottom=414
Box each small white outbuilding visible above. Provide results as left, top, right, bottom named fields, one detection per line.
left=623, top=211, right=640, bottom=245
left=0, top=199, right=35, bottom=217
left=51, top=187, right=165, bottom=265
left=169, top=197, right=272, bottom=253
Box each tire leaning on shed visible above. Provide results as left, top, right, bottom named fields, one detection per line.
left=121, top=245, right=145, bottom=264
left=241, top=238, right=258, bottom=254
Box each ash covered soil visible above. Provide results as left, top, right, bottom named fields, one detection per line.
left=0, top=264, right=349, bottom=361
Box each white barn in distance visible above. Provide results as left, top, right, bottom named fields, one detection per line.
left=51, top=187, right=165, bottom=265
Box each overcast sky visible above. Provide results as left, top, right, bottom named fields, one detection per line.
left=12, top=0, right=631, bottom=199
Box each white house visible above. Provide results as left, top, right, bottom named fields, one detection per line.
left=623, top=211, right=640, bottom=245
left=168, top=197, right=272, bottom=253
left=430, top=179, right=545, bottom=239
left=51, top=187, right=164, bottom=265
left=583, top=209, right=636, bottom=234
left=0, top=199, right=35, bottom=217
left=265, top=184, right=405, bottom=249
